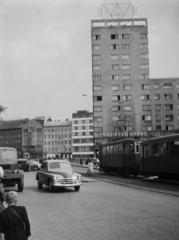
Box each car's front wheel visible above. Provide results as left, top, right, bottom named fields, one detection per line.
left=38, top=179, right=43, bottom=189
left=49, top=180, right=54, bottom=192
left=74, top=186, right=80, bottom=191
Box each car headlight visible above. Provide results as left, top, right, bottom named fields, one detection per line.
left=77, top=175, right=82, bottom=181
left=53, top=175, right=62, bottom=181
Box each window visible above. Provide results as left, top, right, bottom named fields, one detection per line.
left=122, top=74, right=130, bottom=80
left=140, top=43, right=148, bottom=49
left=112, top=85, right=119, bottom=91
left=143, top=126, right=152, bottom=131
left=94, top=117, right=102, bottom=122
left=93, top=96, right=102, bottom=101
left=111, top=54, right=119, bottom=60
left=93, top=86, right=102, bottom=91
left=92, top=55, right=101, bottom=60
left=166, top=125, right=174, bottom=131
left=165, top=115, right=173, bottom=121
left=140, top=33, right=148, bottom=39
left=123, top=84, right=131, bottom=91
left=141, top=64, right=149, bottom=69
left=142, top=115, right=152, bottom=121
left=123, top=95, right=131, bottom=101
left=140, top=53, right=148, bottom=59
left=113, top=116, right=119, bottom=121
left=142, top=84, right=150, bottom=90
left=165, top=104, right=173, bottom=110
left=141, top=74, right=149, bottom=79
left=94, top=106, right=102, bottom=112
left=156, top=125, right=161, bottom=131
left=92, top=45, right=101, bottom=50
left=110, top=44, right=119, bottom=50
left=141, top=94, right=150, bottom=100
left=155, top=105, right=161, bottom=111
left=93, top=65, right=101, bottom=71
left=125, top=116, right=132, bottom=122
left=112, top=95, right=120, bottom=101
left=112, top=75, right=119, bottom=80
left=164, top=94, right=172, bottom=100
left=112, top=106, right=120, bottom=112
left=164, top=83, right=172, bottom=89
left=122, top=34, right=129, bottom=39
left=112, top=64, right=119, bottom=70
left=122, top=54, right=130, bottom=59
left=122, top=64, right=130, bottom=70
left=154, top=94, right=160, bottom=100
left=123, top=105, right=131, bottom=111
left=92, top=35, right=101, bottom=40
left=156, top=115, right=161, bottom=121
left=94, top=127, right=102, bottom=133
left=154, top=84, right=159, bottom=89
left=93, top=75, right=101, bottom=81
left=142, top=105, right=151, bottom=111
left=122, top=44, right=130, bottom=50
left=111, top=34, right=118, bottom=39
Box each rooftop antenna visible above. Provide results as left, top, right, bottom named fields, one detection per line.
left=101, top=0, right=134, bottom=22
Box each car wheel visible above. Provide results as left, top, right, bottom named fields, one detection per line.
left=38, top=180, right=43, bottom=190
left=33, top=166, right=38, bottom=171
left=18, top=178, right=24, bottom=192
left=74, top=186, right=80, bottom=191
left=49, top=180, right=54, bottom=192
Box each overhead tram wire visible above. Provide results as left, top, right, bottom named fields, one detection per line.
left=31, top=0, right=85, bottom=97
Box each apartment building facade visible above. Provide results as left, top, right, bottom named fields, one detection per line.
left=72, top=111, right=94, bottom=159
left=43, top=120, right=72, bottom=159
left=91, top=18, right=150, bottom=149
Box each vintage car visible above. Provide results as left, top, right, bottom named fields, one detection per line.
left=36, top=160, right=82, bottom=192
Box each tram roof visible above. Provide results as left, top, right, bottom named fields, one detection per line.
left=141, top=133, right=179, bottom=145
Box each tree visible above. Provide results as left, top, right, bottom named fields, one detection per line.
left=0, top=105, right=7, bottom=113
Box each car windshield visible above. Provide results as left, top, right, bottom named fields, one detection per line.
left=49, top=162, right=71, bottom=170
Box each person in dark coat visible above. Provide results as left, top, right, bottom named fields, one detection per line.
left=0, top=191, right=31, bottom=240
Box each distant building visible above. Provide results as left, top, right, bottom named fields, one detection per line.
left=22, top=118, right=44, bottom=159
left=91, top=18, right=179, bottom=153
left=72, top=111, right=94, bottom=159
left=43, top=120, right=72, bottom=159
left=0, top=119, right=29, bottom=157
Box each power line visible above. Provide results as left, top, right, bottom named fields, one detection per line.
left=31, top=0, right=85, bottom=95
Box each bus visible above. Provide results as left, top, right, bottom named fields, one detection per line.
left=99, top=138, right=141, bottom=177
left=141, top=133, right=179, bottom=180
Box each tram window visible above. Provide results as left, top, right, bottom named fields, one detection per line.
left=106, top=146, right=110, bottom=154
left=113, top=144, right=118, bottom=153
left=124, top=143, right=134, bottom=153
left=170, top=141, right=179, bottom=155
left=135, top=144, right=139, bottom=153
left=102, top=147, right=106, bottom=155
left=118, top=143, right=123, bottom=153
left=160, top=142, right=168, bottom=155
left=151, top=144, right=160, bottom=156
left=151, top=142, right=168, bottom=156
left=110, top=145, right=114, bottom=154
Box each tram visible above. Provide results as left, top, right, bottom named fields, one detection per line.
left=99, top=138, right=141, bottom=177
left=140, top=133, right=179, bottom=180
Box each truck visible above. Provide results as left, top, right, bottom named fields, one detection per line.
left=0, top=147, right=24, bottom=192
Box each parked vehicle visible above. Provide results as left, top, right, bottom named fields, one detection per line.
left=18, top=159, right=29, bottom=171
left=0, top=147, right=24, bottom=191
left=28, top=160, right=41, bottom=171
left=36, top=159, right=82, bottom=192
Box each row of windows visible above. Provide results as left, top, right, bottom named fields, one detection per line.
left=93, top=74, right=149, bottom=81
left=92, top=43, right=148, bottom=51
left=44, top=140, right=71, bottom=145
left=0, top=141, right=21, bottom=144
left=142, top=115, right=175, bottom=121
left=73, top=126, right=93, bottom=130
left=142, top=94, right=179, bottom=101
left=72, top=119, right=93, bottom=124
left=73, top=132, right=93, bottom=136
left=73, top=146, right=94, bottom=152
left=23, top=128, right=42, bottom=133
left=73, top=138, right=94, bottom=143
left=44, top=147, right=71, bottom=152
left=44, top=128, right=71, bottom=132
left=142, top=83, right=179, bottom=90
left=44, top=134, right=71, bottom=139
left=92, top=53, right=149, bottom=61
left=94, top=85, right=132, bottom=91
left=92, top=33, right=148, bottom=41
left=0, top=135, right=21, bottom=138
left=0, top=130, right=21, bottom=134
left=93, top=64, right=149, bottom=71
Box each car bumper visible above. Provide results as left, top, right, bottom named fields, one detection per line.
left=53, top=180, right=82, bottom=187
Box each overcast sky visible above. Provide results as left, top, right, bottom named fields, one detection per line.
left=0, top=0, right=179, bottom=121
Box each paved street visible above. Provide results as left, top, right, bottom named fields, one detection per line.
left=3, top=170, right=179, bottom=240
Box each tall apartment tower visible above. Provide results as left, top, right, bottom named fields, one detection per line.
left=91, top=18, right=149, bottom=149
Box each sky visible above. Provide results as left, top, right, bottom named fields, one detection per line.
left=0, top=0, right=179, bottom=121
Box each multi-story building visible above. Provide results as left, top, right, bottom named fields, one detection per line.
left=0, top=119, right=29, bottom=157
left=43, top=120, right=72, bottom=159
left=91, top=18, right=179, bottom=153
left=22, top=118, right=44, bottom=159
left=72, top=111, right=94, bottom=159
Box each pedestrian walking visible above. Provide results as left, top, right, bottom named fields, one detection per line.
left=87, top=160, right=93, bottom=177
left=0, top=181, right=5, bottom=240
left=0, top=191, right=31, bottom=240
